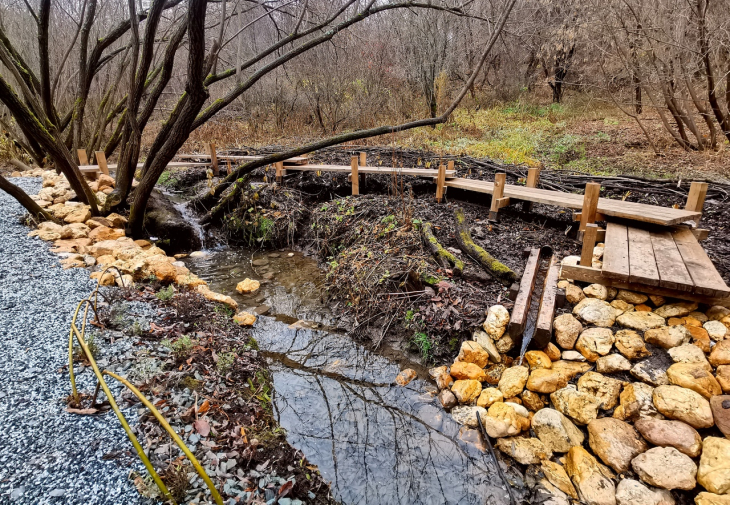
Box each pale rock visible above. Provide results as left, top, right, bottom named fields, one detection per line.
left=710, top=340, right=730, bottom=367
left=64, top=206, right=92, bottom=224
left=176, top=273, right=207, bottom=289
left=667, top=344, right=712, bottom=371
left=631, top=446, right=697, bottom=490
left=610, top=299, right=634, bottom=316
left=558, top=280, right=570, bottom=289
left=236, top=278, right=260, bottom=293
left=593, top=243, right=605, bottom=260
left=495, top=437, right=552, bottom=465
left=483, top=305, right=510, bottom=340
left=615, top=479, right=675, bottom=505
left=551, top=360, right=592, bottom=381
left=655, top=302, right=699, bottom=319
left=616, top=290, right=649, bottom=305
left=666, top=363, right=722, bottom=399
left=524, top=350, right=552, bottom=370
left=498, top=366, right=529, bottom=398
left=196, top=285, right=238, bottom=311
left=450, top=361, right=487, bottom=381
left=617, top=311, right=666, bottom=331
left=428, top=366, right=454, bottom=390
left=521, top=390, right=545, bottom=411
left=551, top=385, right=601, bottom=425
left=690, top=311, right=709, bottom=323
left=615, top=329, right=651, bottom=359
left=614, top=383, right=661, bottom=422
left=494, top=334, right=515, bottom=353
left=577, top=371, right=623, bottom=410
left=451, top=380, right=482, bottom=404
left=607, top=287, right=618, bottom=301
left=696, top=492, right=730, bottom=505
left=477, top=388, right=503, bottom=408
left=451, top=405, right=487, bottom=428
left=483, top=402, right=526, bottom=438
left=473, top=330, right=501, bottom=363
left=708, top=306, right=730, bottom=322
left=631, top=349, right=672, bottom=387
left=705, top=320, right=728, bottom=341
left=717, top=366, right=730, bottom=393
left=553, top=313, right=583, bottom=349
left=562, top=350, right=586, bottom=361
left=562, top=255, right=580, bottom=267
left=584, top=284, right=609, bottom=300
left=88, top=226, right=125, bottom=242
left=710, top=396, right=730, bottom=438
left=573, top=298, right=616, bottom=327
left=652, top=385, right=714, bottom=429
left=564, top=446, right=617, bottom=505
left=649, top=295, right=666, bottom=308
left=233, top=312, right=256, bottom=326
left=505, top=401, right=529, bottom=418
left=189, top=251, right=208, bottom=258
left=527, top=368, right=568, bottom=394
left=634, top=418, right=702, bottom=457
left=566, top=284, right=585, bottom=304
left=457, top=340, right=490, bottom=368
left=596, top=354, right=632, bottom=373
left=531, top=408, right=584, bottom=453
left=545, top=342, right=562, bottom=361
left=698, top=437, right=730, bottom=495
left=588, top=417, right=648, bottom=473
left=143, top=256, right=178, bottom=283
left=645, top=325, right=691, bottom=349
left=438, top=389, right=457, bottom=409
left=576, top=327, right=615, bottom=361
left=542, top=461, right=578, bottom=500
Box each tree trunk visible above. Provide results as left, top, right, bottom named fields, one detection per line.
left=0, top=174, right=58, bottom=222
left=421, top=222, right=463, bottom=275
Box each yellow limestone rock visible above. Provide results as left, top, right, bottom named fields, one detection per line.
left=233, top=312, right=257, bottom=326
left=236, top=278, right=261, bottom=294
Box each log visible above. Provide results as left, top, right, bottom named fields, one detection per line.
left=421, top=222, right=464, bottom=276
left=0, top=174, right=58, bottom=223
left=454, top=207, right=517, bottom=286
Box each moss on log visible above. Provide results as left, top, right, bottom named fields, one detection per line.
left=453, top=207, right=516, bottom=286
left=421, top=222, right=464, bottom=276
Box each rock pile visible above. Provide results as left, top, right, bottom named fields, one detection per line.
left=432, top=276, right=730, bottom=504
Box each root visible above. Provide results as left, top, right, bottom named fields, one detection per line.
left=453, top=207, right=516, bottom=286
left=421, top=222, right=463, bottom=276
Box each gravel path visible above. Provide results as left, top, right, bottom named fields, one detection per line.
left=0, top=178, right=147, bottom=505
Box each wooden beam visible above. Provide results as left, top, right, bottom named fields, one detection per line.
left=206, top=143, right=219, bottom=176
left=580, top=223, right=599, bottom=267
left=522, top=167, right=540, bottom=213
left=94, top=151, right=109, bottom=176
left=351, top=156, right=359, bottom=195
left=275, top=161, right=284, bottom=184
left=77, top=149, right=88, bottom=166
left=534, top=257, right=560, bottom=349
left=685, top=181, right=708, bottom=225
left=489, top=172, right=506, bottom=221
left=573, top=211, right=606, bottom=222
left=691, top=228, right=709, bottom=241
left=436, top=164, right=446, bottom=203
left=359, top=152, right=367, bottom=166
left=579, top=182, right=601, bottom=236
left=508, top=248, right=541, bottom=338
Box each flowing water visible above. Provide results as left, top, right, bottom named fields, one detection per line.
left=183, top=248, right=519, bottom=505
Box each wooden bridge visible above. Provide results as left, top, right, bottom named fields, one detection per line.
left=76, top=146, right=728, bottom=306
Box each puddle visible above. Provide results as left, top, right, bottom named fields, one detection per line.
left=184, top=248, right=518, bottom=504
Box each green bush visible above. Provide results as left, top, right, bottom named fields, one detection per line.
left=162, top=335, right=197, bottom=359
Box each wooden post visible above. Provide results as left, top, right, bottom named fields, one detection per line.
left=489, top=172, right=506, bottom=221
left=436, top=164, right=446, bottom=203
left=685, top=181, right=708, bottom=225
left=206, top=142, right=219, bottom=176
left=275, top=161, right=283, bottom=184
left=351, top=156, right=359, bottom=195
left=77, top=149, right=88, bottom=166
left=580, top=223, right=599, bottom=267
left=579, top=182, right=601, bottom=239
left=359, top=151, right=367, bottom=189
left=522, top=167, right=540, bottom=213
left=94, top=151, right=109, bottom=176
left=226, top=159, right=232, bottom=175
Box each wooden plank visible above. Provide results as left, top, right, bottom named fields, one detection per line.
left=77, top=149, right=88, bottom=166
left=94, top=151, right=109, bottom=176
left=359, top=152, right=367, bottom=166
left=286, top=164, right=455, bottom=177
left=436, top=164, right=446, bottom=203
left=560, top=263, right=730, bottom=307
left=579, top=182, right=601, bottom=233
left=351, top=156, right=359, bottom=196
left=79, top=162, right=209, bottom=170
left=650, top=230, right=694, bottom=291
left=489, top=173, right=506, bottom=221
left=508, top=248, right=541, bottom=339
left=177, top=153, right=309, bottom=164
left=206, top=143, right=218, bottom=176
left=602, top=222, right=630, bottom=281
left=672, top=227, right=730, bottom=296
left=534, top=257, right=560, bottom=349
left=627, top=227, right=660, bottom=286
left=685, top=182, right=708, bottom=215
left=275, top=162, right=283, bottom=183
left=691, top=229, right=709, bottom=241
left=580, top=224, right=599, bottom=267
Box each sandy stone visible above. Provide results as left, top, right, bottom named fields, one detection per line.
left=88, top=225, right=125, bottom=242
left=495, top=437, right=553, bottom=465
left=616, top=290, right=648, bottom=305
left=562, top=350, right=586, bottom=361
left=717, top=366, right=730, bottom=393
left=655, top=302, right=699, bottom=319
left=666, top=363, right=722, bottom=399
left=710, top=396, right=730, bottom=438
left=236, top=278, right=260, bottom=293
left=708, top=306, right=730, bottom=321
left=473, top=330, right=501, bottom=363
left=450, top=362, right=487, bottom=382
left=698, top=437, right=730, bottom=495
left=615, top=329, right=651, bottom=360
left=457, top=340, right=491, bottom=368
left=451, top=380, right=482, bottom=404
left=573, top=298, right=616, bottom=327
left=705, top=320, right=729, bottom=341
left=525, top=350, right=552, bottom=370
left=635, top=304, right=653, bottom=312
left=584, top=284, right=609, bottom=300
left=545, top=342, right=562, bottom=361
left=617, top=311, right=666, bottom=331
left=577, top=371, right=623, bottom=410
left=630, top=349, right=672, bottom=387
left=634, top=418, right=702, bottom=458
left=610, top=299, right=633, bottom=316
left=498, top=366, right=529, bottom=398
left=696, top=492, right=730, bottom=505
left=395, top=369, right=417, bottom=386
left=495, top=334, right=515, bottom=353
left=564, top=446, right=617, bottom=505
left=483, top=402, right=526, bottom=438
left=542, top=461, right=578, bottom=500
left=686, top=326, right=711, bottom=349
left=632, top=446, right=697, bottom=490
left=596, top=354, right=632, bottom=373
left=615, top=479, right=675, bottom=505
left=551, top=385, right=601, bottom=425
left=667, top=344, right=712, bottom=371
left=566, top=283, right=586, bottom=304
left=649, top=295, right=666, bottom=307
left=527, top=368, right=567, bottom=394
left=477, top=387, right=503, bottom=408
left=531, top=408, right=584, bottom=453
left=551, top=360, right=592, bottom=381
left=576, top=327, right=615, bottom=361
left=233, top=311, right=256, bottom=326
left=521, top=390, right=545, bottom=411
left=588, top=417, right=648, bottom=473
left=710, top=340, right=730, bottom=367
left=106, top=212, right=127, bottom=227
left=438, top=389, right=457, bottom=410
left=553, top=313, right=583, bottom=350
left=614, top=383, right=661, bottom=422
left=483, top=363, right=507, bottom=385
left=428, top=366, right=454, bottom=390
left=451, top=405, right=487, bottom=427
left=64, top=206, right=92, bottom=224
left=483, top=305, right=510, bottom=340
left=652, top=385, right=714, bottom=429
left=196, top=285, right=238, bottom=310
left=645, top=325, right=691, bottom=349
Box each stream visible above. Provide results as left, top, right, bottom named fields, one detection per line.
left=182, top=248, right=519, bottom=505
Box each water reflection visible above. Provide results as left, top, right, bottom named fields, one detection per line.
left=185, top=248, right=516, bottom=505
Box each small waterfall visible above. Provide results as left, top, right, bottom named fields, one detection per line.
left=170, top=196, right=207, bottom=250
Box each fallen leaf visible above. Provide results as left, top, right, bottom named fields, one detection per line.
left=193, top=418, right=210, bottom=437
left=277, top=480, right=293, bottom=498
left=198, top=399, right=210, bottom=414
left=66, top=407, right=99, bottom=415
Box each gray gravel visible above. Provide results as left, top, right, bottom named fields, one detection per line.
left=0, top=178, right=148, bottom=505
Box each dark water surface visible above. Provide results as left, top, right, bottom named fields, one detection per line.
left=183, top=248, right=515, bottom=505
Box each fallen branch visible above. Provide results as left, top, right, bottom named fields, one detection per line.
left=9, top=158, right=32, bottom=172
left=454, top=207, right=516, bottom=286
left=421, top=222, right=463, bottom=276
left=0, top=174, right=58, bottom=223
